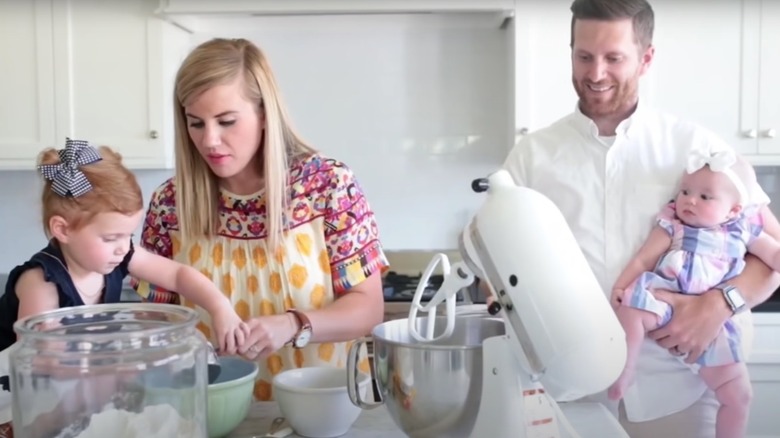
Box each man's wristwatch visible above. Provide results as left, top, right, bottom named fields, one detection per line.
left=720, top=285, right=747, bottom=315
left=286, top=309, right=312, bottom=348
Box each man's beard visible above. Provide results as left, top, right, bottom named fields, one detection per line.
left=573, top=76, right=638, bottom=119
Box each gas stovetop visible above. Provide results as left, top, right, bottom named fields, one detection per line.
left=382, top=271, right=483, bottom=303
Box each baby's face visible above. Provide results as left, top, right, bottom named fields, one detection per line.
left=675, top=168, right=741, bottom=228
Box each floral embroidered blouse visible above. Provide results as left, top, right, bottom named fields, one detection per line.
left=134, top=153, right=388, bottom=401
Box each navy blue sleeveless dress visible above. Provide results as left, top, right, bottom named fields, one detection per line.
left=0, top=240, right=134, bottom=351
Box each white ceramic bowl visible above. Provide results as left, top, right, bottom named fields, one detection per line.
left=273, top=366, right=370, bottom=438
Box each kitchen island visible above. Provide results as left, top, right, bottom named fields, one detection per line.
left=229, top=401, right=628, bottom=437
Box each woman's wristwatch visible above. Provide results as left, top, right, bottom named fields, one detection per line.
left=720, top=285, right=747, bottom=315
left=286, top=309, right=312, bottom=348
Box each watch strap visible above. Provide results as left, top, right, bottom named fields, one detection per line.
left=286, top=309, right=312, bottom=347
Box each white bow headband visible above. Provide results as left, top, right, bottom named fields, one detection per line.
left=686, top=148, right=748, bottom=203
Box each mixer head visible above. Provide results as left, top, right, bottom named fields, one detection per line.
left=411, top=170, right=627, bottom=401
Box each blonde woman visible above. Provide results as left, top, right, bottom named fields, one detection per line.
left=135, top=38, right=388, bottom=401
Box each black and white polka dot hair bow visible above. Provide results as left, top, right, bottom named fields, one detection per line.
left=38, top=138, right=102, bottom=198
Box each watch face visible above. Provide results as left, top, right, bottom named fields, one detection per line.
left=728, top=289, right=746, bottom=308
left=296, top=330, right=312, bottom=347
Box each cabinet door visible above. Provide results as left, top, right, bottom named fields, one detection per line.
left=746, top=363, right=780, bottom=437
left=513, top=1, right=577, bottom=136
left=746, top=314, right=780, bottom=436
left=648, top=0, right=756, bottom=156
left=757, top=0, right=780, bottom=156
left=0, top=0, right=57, bottom=169
left=52, top=0, right=174, bottom=169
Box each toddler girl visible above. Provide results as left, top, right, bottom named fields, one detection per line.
left=0, top=139, right=251, bottom=437
left=0, top=139, right=249, bottom=353
left=608, top=146, right=780, bottom=438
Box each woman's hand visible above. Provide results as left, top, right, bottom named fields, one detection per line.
left=238, top=314, right=298, bottom=360
left=211, top=307, right=250, bottom=355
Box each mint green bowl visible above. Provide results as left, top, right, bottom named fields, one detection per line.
left=208, top=356, right=259, bottom=438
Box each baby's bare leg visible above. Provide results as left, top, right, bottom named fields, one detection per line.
left=608, top=306, right=660, bottom=401
left=699, top=363, right=752, bottom=438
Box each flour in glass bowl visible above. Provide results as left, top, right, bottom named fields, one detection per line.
left=61, top=403, right=202, bottom=438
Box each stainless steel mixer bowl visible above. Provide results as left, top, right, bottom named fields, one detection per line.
left=348, top=315, right=505, bottom=438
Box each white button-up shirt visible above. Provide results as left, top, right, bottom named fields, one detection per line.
left=503, top=102, right=767, bottom=422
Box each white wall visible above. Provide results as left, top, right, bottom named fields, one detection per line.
left=189, top=13, right=513, bottom=251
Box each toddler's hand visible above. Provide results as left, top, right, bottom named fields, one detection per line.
left=237, top=321, right=251, bottom=349
left=212, top=308, right=247, bottom=355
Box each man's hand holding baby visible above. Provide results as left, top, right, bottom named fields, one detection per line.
left=649, top=288, right=731, bottom=363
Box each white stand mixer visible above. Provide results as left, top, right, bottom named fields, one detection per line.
left=408, top=170, right=628, bottom=438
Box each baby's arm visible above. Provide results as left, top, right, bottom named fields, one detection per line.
left=128, top=246, right=249, bottom=354
left=611, top=225, right=672, bottom=307
left=16, top=268, right=61, bottom=321
left=15, top=269, right=86, bottom=375
left=747, top=231, right=780, bottom=273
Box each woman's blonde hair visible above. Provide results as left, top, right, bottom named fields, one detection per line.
left=39, top=146, right=143, bottom=236
left=173, top=38, right=316, bottom=249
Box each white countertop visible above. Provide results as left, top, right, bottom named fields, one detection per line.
left=228, top=401, right=628, bottom=437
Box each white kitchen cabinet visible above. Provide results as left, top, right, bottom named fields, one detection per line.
left=651, top=0, right=780, bottom=166
left=0, top=0, right=57, bottom=169
left=747, top=313, right=780, bottom=437
left=0, top=0, right=188, bottom=170
left=52, top=0, right=188, bottom=169
left=510, top=1, right=577, bottom=141
left=648, top=1, right=752, bottom=155
left=755, top=0, right=780, bottom=159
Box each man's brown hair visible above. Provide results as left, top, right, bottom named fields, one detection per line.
left=569, top=0, right=655, bottom=49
